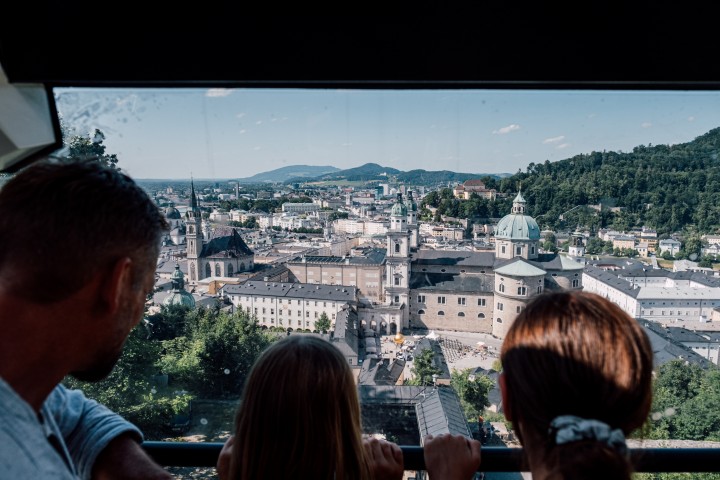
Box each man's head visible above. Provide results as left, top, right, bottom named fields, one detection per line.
left=0, top=159, right=168, bottom=303
left=0, top=159, right=169, bottom=381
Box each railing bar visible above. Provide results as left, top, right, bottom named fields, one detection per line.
left=142, top=442, right=720, bottom=473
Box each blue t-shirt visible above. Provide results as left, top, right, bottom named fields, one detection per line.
left=0, top=378, right=142, bottom=479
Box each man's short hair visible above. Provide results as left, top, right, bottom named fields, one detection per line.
left=0, top=159, right=169, bottom=303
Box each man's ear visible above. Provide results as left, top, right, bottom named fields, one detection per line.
left=100, top=257, right=133, bottom=314
left=499, top=372, right=513, bottom=422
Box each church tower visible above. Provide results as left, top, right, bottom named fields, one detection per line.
left=405, top=190, right=419, bottom=249
left=186, top=179, right=203, bottom=285
left=385, top=193, right=410, bottom=325
left=568, top=228, right=586, bottom=258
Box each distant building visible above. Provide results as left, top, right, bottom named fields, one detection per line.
left=222, top=280, right=357, bottom=332
left=186, top=181, right=255, bottom=284
left=659, top=238, right=682, bottom=256
left=583, top=261, right=720, bottom=326
left=453, top=179, right=497, bottom=200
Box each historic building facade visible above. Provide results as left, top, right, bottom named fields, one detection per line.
left=186, top=181, right=255, bottom=285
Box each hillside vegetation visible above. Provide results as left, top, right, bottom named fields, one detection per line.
left=426, top=127, right=720, bottom=236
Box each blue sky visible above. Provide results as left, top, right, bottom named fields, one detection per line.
left=54, top=87, right=720, bottom=180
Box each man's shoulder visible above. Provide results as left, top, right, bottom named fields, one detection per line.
left=0, top=388, right=78, bottom=479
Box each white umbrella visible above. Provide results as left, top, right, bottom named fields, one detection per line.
left=426, top=330, right=438, bottom=340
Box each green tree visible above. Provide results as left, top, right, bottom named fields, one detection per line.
left=63, top=326, right=191, bottom=438
left=66, top=128, right=120, bottom=170
left=450, top=369, right=494, bottom=420
left=158, top=308, right=273, bottom=398
left=408, top=348, right=442, bottom=386
left=646, top=360, right=705, bottom=440
left=315, top=312, right=331, bottom=333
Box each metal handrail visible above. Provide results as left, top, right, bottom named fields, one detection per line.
left=142, top=441, right=720, bottom=473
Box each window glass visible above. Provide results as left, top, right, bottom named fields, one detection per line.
left=50, top=86, right=720, bottom=469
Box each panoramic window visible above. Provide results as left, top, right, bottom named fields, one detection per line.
left=47, top=87, right=720, bottom=477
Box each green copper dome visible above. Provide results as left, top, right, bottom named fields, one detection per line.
left=391, top=193, right=408, bottom=217
left=495, top=191, right=541, bottom=241
left=163, top=264, right=196, bottom=308
left=404, top=191, right=418, bottom=212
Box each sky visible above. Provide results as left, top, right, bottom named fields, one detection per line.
left=53, top=87, right=720, bottom=180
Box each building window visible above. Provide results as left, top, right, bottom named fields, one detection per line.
left=418, top=295, right=426, bottom=303
left=478, top=298, right=486, bottom=306
left=458, top=297, right=466, bottom=305
left=394, top=277, right=400, bottom=286
left=572, top=279, right=579, bottom=288
left=314, top=312, right=318, bottom=318
left=516, top=246, right=522, bottom=256
left=394, top=295, right=400, bottom=303
left=501, top=245, right=506, bottom=254
left=518, top=286, right=527, bottom=295
left=458, top=312, right=465, bottom=317
left=537, top=286, right=542, bottom=294
left=499, top=284, right=505, bottom=293
left=531, top=246, right=535, bottom=254
left=306, top=311, right=310, bottom=317
left=498, top=302, right=504, bottom=311
left=298, top=310, right=301, bottom=317
left=496, top=318, right=503, bottom=323
left=418, top=309, right=425, bottom=315
left=517, top=306, right=522, bottom=313
left=438, top=296, right=446, bottom=304
left=478, top=313, right=485, bottom=318
left=438, top=311, right=445, bottom=316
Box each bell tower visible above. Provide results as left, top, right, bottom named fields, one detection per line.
left=186, top=178, right=203, bottom=284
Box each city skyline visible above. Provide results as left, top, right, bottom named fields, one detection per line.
left=54, top=87, right=720, bottom=180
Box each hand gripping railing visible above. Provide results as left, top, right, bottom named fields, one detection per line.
left=142, top=441, right=720, bottom=473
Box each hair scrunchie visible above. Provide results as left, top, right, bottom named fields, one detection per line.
left=549, top=415, right=628, bottom=456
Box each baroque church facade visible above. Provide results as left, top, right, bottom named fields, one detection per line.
left=287, top=191, right=584, bottom=339
left=184, top=182, right=255, bottom=285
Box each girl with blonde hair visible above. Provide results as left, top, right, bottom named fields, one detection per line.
left=217, top=334, right=481, bottom=479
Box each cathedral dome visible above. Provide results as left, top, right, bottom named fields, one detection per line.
left=391, top=194, right=408, bottom=217
left=163, top=290, right=196, bottom=308
left=495, top=191, right=541, bottom=241
left=165, top=206, right=182, bottom=219
left=163, top=263, right=196, bottom=308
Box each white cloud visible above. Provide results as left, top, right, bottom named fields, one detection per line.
left=641, top=122, right=653, bottom=128
left=492, top=124, right=521, bottom=135
left=239, top=129, right=246, bottom=134
left=254, top=146, right=261, bottom=151
left=341, top=143, right=352, bottom=147
left=255, top=120, right=263, bottom=125
left=542, top=135, right=565, bottom=144
left=206, top=89, right=232, bottom=98
left=688, top=116, right=695, bottom=122
left=236, top=113, right=246, bottom=119
left=557, top=143, right=571, bottom=150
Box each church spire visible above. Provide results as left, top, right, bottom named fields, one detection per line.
left=190, top=176, right=198, bottom=210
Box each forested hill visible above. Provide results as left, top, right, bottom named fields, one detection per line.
left=490, top=126, right=720, bottom=235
